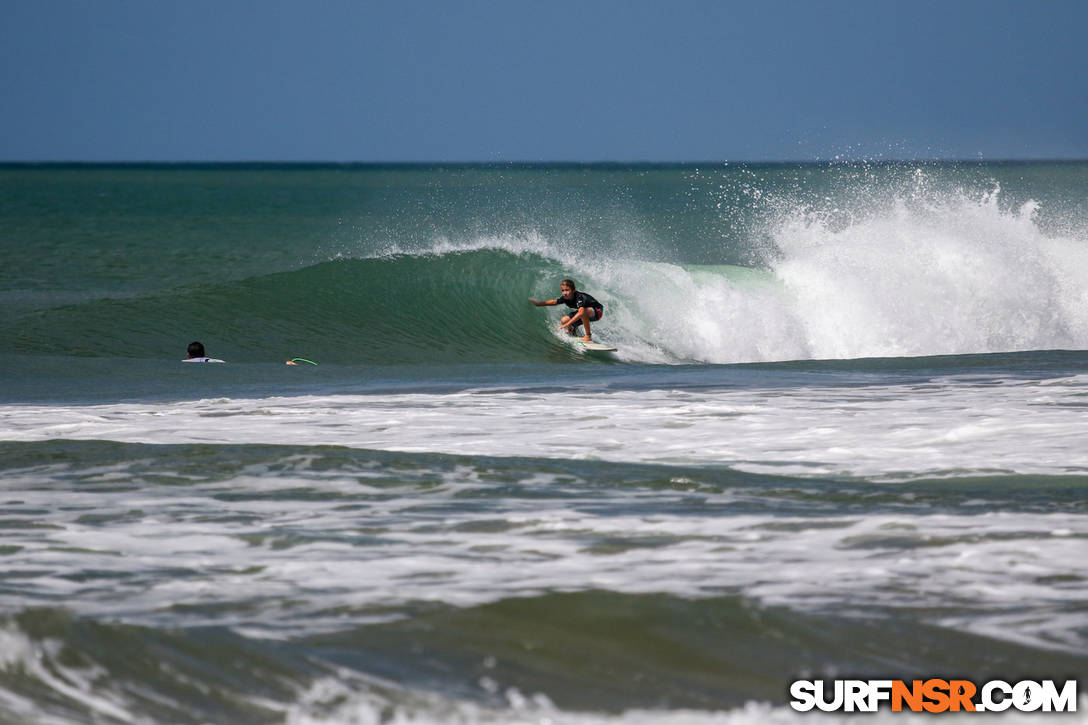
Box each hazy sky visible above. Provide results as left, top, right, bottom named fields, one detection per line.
left=2, top=0, right=1085, bottom=162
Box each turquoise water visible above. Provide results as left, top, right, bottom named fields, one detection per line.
left=1, top=163, right=1086, bottom=723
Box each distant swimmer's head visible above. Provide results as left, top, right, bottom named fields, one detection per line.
left=187, top=341, right=206, bottom=359
left=560, top=279, right=576, bottom=298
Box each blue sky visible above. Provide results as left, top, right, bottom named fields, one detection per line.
left=1, top=0, right=1085, bottom=162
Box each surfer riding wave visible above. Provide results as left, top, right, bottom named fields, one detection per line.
left=529, top=279, right=603, bottom=342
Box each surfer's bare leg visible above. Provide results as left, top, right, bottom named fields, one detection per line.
left=560, top=308, right=593, bottom=341
left=559, top=314, right=579, bottom=336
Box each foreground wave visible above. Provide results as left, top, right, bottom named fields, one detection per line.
left=3, top=356, right=1086, bottom=724
left=2, top=440, right=1084, bottom=646
left=4, top=594, right=1085, bottom=724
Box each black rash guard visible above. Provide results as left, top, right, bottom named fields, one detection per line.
left=558, top=291, right=602, bottom=312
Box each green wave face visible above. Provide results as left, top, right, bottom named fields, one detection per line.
left=5, top=249, right=598, bottom=364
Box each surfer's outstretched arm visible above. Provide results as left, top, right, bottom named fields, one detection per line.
left=529, top=298, right=559, bottom=306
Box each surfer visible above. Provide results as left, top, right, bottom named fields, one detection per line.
left=529, top=279, right=603, bottom=342
left=183, top=341, right=225, bottom=363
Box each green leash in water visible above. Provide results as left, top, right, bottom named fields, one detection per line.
left=285, top=358, right=318, bottom=366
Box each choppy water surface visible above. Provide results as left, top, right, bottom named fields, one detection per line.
left=1, top=162, right=1086, bottom=723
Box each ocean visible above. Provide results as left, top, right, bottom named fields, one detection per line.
left=0, top=162, right=1086, bottom=723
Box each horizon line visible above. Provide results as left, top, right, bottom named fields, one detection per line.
left=3, top=157, right=1087, bottom=167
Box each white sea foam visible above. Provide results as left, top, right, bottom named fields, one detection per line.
left=3, top=374, right=1086, bottom=479
left=2, top=444, right=1086, bottom=652
left=768, top=188, right=1088, bottom=361
left=4, top=367, right=1086, bottom=650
